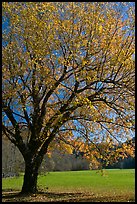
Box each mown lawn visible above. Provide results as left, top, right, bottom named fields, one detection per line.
left=2, top=169, right=135, bottom=202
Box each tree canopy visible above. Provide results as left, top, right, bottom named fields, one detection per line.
left=2, top=2, right=135, bottom=193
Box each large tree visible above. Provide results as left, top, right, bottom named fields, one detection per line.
left=2, top=2, right=135, bottom=194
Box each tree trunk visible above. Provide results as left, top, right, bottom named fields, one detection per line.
left=20, top=141, right=48, bottom=194
left=21, top=158, right=42, bottom=194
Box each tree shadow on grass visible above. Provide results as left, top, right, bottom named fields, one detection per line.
left=2, top=191, right=87, bottom=202
left=2, top=190, right=135, bottom=202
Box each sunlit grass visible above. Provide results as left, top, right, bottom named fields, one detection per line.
left=2, top=169, right=135, bottom=199
left=38, top=169, right=135, bottom=196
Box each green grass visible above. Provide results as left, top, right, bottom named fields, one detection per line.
left=2, top=169, right=135, bottom=198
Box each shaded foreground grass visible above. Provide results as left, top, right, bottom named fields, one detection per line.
left=2, top=169, right=135, bottom=202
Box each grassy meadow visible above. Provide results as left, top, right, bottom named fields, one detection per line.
left=2, top=169, right=135, bottom=202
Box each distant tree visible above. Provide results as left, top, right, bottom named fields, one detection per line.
left=2, top=137, right=24, bottom=177
left=2, top=2, right=135, bottom=194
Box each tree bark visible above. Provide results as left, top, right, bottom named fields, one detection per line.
left=21, top=163, right=38, bottom=194
left=19, top=133, right=49, bottom=194
left=21, top=155, right=43, bottom=194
